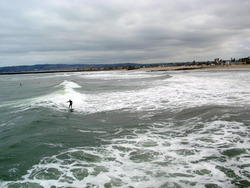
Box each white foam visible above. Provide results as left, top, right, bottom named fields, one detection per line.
left=77, top=70, right=163, bottom=80
left=3, top=116, right=248, bottom=187
left=2, top=69, right=250, bottom=187
left=1, top=80, right=87, bottom=113
left=59, top=80, right=82, bottom=89
left=78, top=129, right=107, bottom=134
left=3, top=70, right=250, bottom=115
left=79, top=69, right=250, bottom=114
left=43, top=143, right=63, bottom=148
left=13, top=80, right=88, bottom=112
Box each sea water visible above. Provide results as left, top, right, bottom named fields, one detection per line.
left=0, top=69, right=249, bottom=188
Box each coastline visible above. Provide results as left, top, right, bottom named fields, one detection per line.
left=1, top=64, right=250, bottom=75
left=138, top=64, right=250, bottom=71
left=0, top=69, right=96, bottom=75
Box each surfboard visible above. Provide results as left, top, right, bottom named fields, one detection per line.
left=69, top=108, right=74, bottom=112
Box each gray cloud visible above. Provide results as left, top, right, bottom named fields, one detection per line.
left=0, top=0, right=250, bottom=67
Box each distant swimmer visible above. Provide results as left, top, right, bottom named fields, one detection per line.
left=67, top=99, right=73, bottom=109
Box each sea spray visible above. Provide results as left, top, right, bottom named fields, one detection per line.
left=0, top=69, right=249, bottom=187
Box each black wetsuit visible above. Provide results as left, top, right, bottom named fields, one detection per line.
left=68, top=100, right=73, bottom=109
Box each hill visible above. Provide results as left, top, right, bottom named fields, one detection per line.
left=0, top=63, right=145, bottom=74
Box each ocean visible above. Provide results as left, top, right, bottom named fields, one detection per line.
left=0, top=68, right=249, bottom=188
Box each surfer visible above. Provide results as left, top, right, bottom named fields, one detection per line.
left=67, top=99, right=73, bottom=109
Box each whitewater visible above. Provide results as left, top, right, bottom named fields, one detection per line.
left=0, top=69, right=249, bottom=187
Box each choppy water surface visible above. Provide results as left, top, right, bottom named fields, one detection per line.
left=0, top=69, right=249, bottom=187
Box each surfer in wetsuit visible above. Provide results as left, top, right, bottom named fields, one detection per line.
left=67, top=99, right=73, bottom=109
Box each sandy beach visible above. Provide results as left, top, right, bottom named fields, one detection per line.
left=139, top=64, right=250, bottom=71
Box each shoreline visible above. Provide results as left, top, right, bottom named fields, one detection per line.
left=138, top=64, right=250, bottom=71
left=0, top=64, right=250, bottom=75
left=0, top=69, right=98, bottom=75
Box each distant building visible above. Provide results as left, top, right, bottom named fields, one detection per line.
left=239, top=57, right=250, bottom=64
left=214, top=58, right=220, bottom=64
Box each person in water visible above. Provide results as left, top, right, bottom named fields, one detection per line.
left=67, top=99, right=73, bottom=109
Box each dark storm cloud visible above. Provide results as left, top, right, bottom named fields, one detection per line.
left=0, top=0, right=249, bottom=66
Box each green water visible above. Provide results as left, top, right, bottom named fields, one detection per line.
left=0, top=69, right=250, bottom=187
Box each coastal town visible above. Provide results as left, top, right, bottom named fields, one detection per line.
left=82, top=57, right=250, bottom=71
left=0, top=57, right=250, bottom=74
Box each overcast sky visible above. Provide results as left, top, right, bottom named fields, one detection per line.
left=0, top=0, right=250, bottom=67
